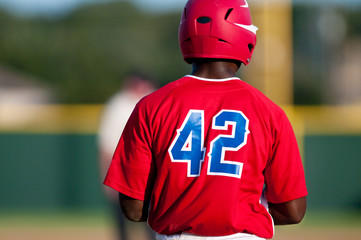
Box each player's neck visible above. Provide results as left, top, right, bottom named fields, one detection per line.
left=191, top=60, right=240, bottom=79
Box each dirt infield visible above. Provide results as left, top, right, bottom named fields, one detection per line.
left=275, top=226, right=361, bottom=240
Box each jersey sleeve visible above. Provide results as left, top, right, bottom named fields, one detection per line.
left=264, top=112, right=308, bottom=204
left=103, top=101, right=154, bottom=201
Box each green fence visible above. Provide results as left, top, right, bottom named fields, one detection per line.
left=1, top=133, right=361, bottom=212
left=305, top=135, right=361, bottom=211
left=0, top=133, right=106, bottom=211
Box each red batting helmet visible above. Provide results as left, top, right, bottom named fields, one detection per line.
left=179, top=0, right=258, bottom=65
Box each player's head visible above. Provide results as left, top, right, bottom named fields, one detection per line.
left=123, top=71, right=156, bottom=97
left=178, top=0, right=258, bottom=66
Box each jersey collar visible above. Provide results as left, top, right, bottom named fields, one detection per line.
left=186, top=75, right=241, bottom=82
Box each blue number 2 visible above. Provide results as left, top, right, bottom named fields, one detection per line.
left=169, top=109, right=250, bottom=178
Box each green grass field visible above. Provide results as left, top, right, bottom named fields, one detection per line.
left=1, top=210, right=360, bottom=240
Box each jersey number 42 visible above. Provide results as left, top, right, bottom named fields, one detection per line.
left=168, top=109, right=250, bottom=179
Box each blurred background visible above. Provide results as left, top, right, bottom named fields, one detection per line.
left=0, top=0, right=360, bottom=239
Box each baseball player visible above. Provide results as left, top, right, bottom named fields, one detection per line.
left=104, top=0, right=308, bottom=239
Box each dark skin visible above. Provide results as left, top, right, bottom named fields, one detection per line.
left=119, top=193, right=149, bottom=222
left=119, top=59, right=307, bottom=225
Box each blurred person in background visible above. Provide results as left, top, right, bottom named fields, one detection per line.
left=98, top=72, right=156, bottom=240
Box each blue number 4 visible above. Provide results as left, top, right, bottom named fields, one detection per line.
left=169, top=109, right=250, bottom=178
left=168, top=110, right=206, bottom=177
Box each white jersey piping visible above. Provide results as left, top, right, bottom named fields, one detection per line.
left=185, top=75, right=242, bottom=82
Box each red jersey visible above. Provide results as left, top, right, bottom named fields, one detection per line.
left=104, top=75, right=308, bottom=239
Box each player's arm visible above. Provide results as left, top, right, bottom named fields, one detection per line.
left=118, top=193, right=149, bottom=222
left=268, top=196, right=307, bottom=225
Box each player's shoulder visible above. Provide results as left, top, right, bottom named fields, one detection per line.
left=240, top=80, right=285, bottom=115
left=237, top=81, right=292, bottom=131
